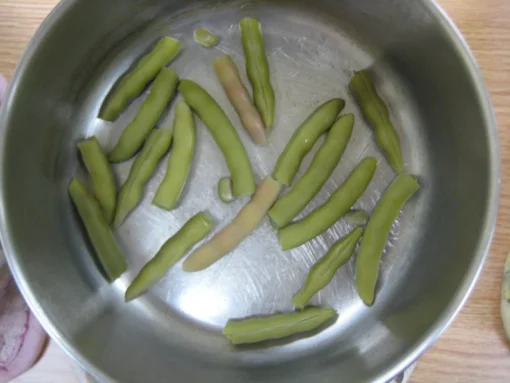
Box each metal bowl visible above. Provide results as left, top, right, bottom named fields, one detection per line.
left=0, top=0, right=499, bottom=382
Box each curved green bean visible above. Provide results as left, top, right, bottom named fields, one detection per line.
left=293, top=228, right=363, bottom=309
left=240, top=17, right=275, bottom=130
left=125, top=212, right=214, bottom=301
left=214, top=55, right=267, bottom=145
left=114, top=129, right=172, bottom=228
left=223, top=307, right=336, bottom=345
left=77, top=137, right=117, bottom=224
left=194, top=27, right=220, bottom=47
left=272, top=99, right=345, bottom=185
left=100, top=37, right=181, bottom=122
left=345, top=210, right=370, bottom=226
left=218, top=177, right=235, bottom=204
left=69, top=178, right=126, bottom=281
left=153, top=101, right=195, bottom=210
left=109, top=68, right=178, bottom=163
left=178, top=79, right=256, bottom=196
left=350, top=70, right=403, bottom=173
left=269, top=113, right=354, bottom=227
left=278, top=157, right=377, bottom=250
left=356, top=173, right=420, bottom=306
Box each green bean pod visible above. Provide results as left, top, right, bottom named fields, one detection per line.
left=100, top=37, right=180, bottom=122
left=293, top=228, right=364, bottom=309
left=278, top=157, right=377, bottom=250
left=69, top=178, right=126, bottom=281
left=272, top=99, right=345, bottom=185
left=153, top=101, right=196, bottom=210
left=345, top=210, right=370, bottom=226
left=239, top=17, right=275, bottom=130
left=356, top=173, right=420, bottom=306
left=114, top=129, right=172, bottom=228
left=218, top=177, right=235, bottom=204
left=178, top=79, right=256, bottom=196
left=269, top=114, right=354, bottom=228
left=194, top=27, right=220, bottom=47
left=125, top=212, right=214, bottom=301
left=223, top=307, right=337, bottom=345
left=350, top=70, right=404, bottom=173
left=109, top=68, right=178, bottom=163
left=77, top=137, right=117, bottom=224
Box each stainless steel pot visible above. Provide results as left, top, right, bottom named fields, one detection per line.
left=0, top=0, right=499, bottom=382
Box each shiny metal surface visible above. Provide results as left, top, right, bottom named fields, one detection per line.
left=0, top=0, right=499, bottom=382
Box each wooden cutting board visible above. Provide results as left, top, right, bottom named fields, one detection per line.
left=0, top=0, right=509, bottom=382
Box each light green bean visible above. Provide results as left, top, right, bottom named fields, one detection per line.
left=293, top=228, right=363, bottom=309
left=278, top=157, right=377, bottom=250
left=178, top=79, right=256, bottom=196
left=345, top=210, right=370, bottom=226
left=77, top=137, right=117, bottom=224
left=114, top=129, right=172, bottom=228
left=125, top=212, right=214, bottom=301
left=153, top=101, right=195, bottom=210
left=194, top=27, right=220, bottom=47
left=269, top=114, right=354, bottom=227
left=100, top=37, right=180, bottom=122
left=350, top=70, right=403, bottom=173
left=223, top=307, right=336, bottom=345
left=218, top=177, right=235, bottom=204
left=356, top=173, right=419, bottom=306
left=109, top=68, right=178, bottom=163
left=272, top=99, right=345, bottom=185
left=240, top=17, right=275, bottom=130
left=69, top=178, right=126, bottom=281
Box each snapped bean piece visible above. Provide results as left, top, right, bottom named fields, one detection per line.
left=345, top=209, right=370, bottom=226
left=125, top=212, right=213, bottom=301
left=194, top=27, right=220, bottom=47
left=293, top=228, right=364, bottom=309
left=100, top=37, right=181, bottom=122
left=179, top=79, right=256, bottom=196
left=223, top=307, right=336, bottom=345
left=214, top=55, right=267, bottom=145
left=350, top=70, right=404, bottom=173
left=69, top=178, right=126, bottom=281
left=77, top=137, right=117, bottom=224
left=114, top=129, right=172, bottom=228
left=240, top=17, right=275, bottom=130
left=269, top=114, right=354, bottom=227
left=153, top=101, right=195, bottom=210
left=356, top=173, right=420, bottom=306
left=502, top=251, right=510, bottom=340
left=279, top=157, right=377, bottom=250
left=109, top=68, right=178, bottom=163
left=272, top=99, right=345, bottom=185
left=183, top=177, right=282, bottom=272
left=218, top=177, right=235, bottom=204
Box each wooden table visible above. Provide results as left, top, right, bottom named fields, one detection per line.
left=1, top=0, right=509, bottom=382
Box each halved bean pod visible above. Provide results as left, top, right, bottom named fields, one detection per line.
left=114, top=129, right=172, bottom=228
left=218, top=177, right=235, bottom=204
left=100, top=37, right=180, bottom=122
left=272, top=99, right=345, bottom=186
left=292, top=228, right=364, bottom=309
left=344, top=209, right=370, bottom=226
left=109, top=68, right=178, bottom=163
left=69, top=178, right=126, bottom=281
left=356, top=173, right=419, bottom=306
left=223, top=307, right=336, bottom=345
left=183, top=177, right=282, bottom=272
left=240, top=17, right=275, bottom=130
left=125, top=212, right=214, bottom=301
left=77, top=137, right=117, bottom=224
left=350, top=70, right=403, bottom=173
left=179, top=79, right=256, bottom=196
left=153, top=101, right=195, bottom=210
left=269, top=114, right=354, bottom=228
left=278, top=157, right=377, bottom=250
left=214, top=55, right=267, bottom=145
left=194, top=27, right=220, bottom=47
